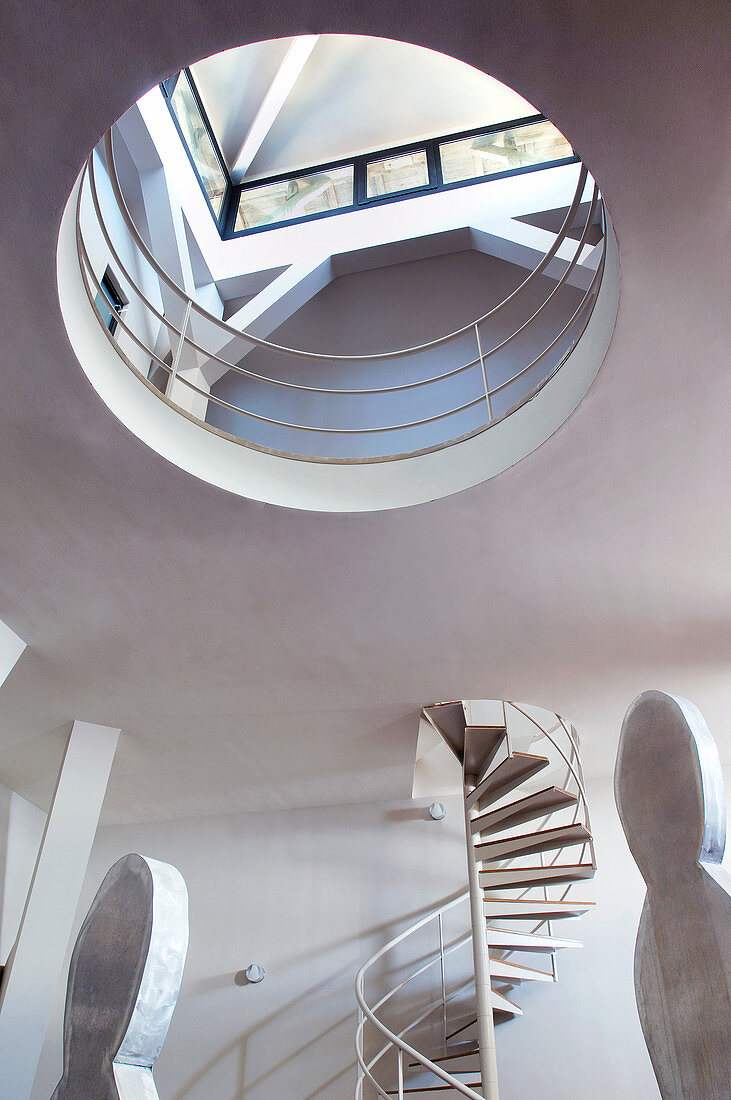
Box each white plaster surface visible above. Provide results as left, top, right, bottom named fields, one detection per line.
left=25, top=778, right=676, bottom=1100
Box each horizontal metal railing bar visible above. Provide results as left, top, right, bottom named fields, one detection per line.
left=77, top=132, right=607, bottom=464
left=89, top=149, right=599, bottom=402
left=104, top=128, right=588, bottom=364
left=476, top=184, right=599, bottom=368
left=78, top=235, right=602, bottom=440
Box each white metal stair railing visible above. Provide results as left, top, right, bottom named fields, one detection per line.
left=354, top=701, right=595, bottom=1099
left=72, top=123, right=607, bottom=461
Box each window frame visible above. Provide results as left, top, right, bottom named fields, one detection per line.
left=159, top=67, right=578, bottom=240
left=97, top=268, right=127, bottom=336
left=161, top=70, right=232, bottom=228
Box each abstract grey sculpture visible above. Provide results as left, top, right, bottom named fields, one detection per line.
left=615, top=691, right=731, bottom=1099
left=50, top=853, right=188, bottom=1100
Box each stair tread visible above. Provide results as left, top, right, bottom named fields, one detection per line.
left=485, top=925, right=581, bottom=951
left=489, top=956, right=554, bottom=981
left=475, top=822, right=591, bottom=861
left=466, top=752, right=549, bottom=810
left=388, top=1076, right=482, bottom=1095
left=409, top=1044, right=479, bottom=1068
left=423, top=701, right=467, bottom=763
left=483, top=896, right=594, bottom=919
left=479, top=863, right=595, bottom=889
left=463, top=725, right=506, bottom=779
left=471, top=785, right=578, bottom=835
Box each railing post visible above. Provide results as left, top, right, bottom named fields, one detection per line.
left=356, top=1006, right=364, bottom=1099
left=438, top=911, right=448, bottom=1052
left=464, top=780, right=500, bottom=1100
left=475, top=323, right=493, bottom=421
left=167, top=297, right=192, bottom=399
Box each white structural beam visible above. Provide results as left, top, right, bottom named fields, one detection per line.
left=198, top=255, right=333, bottom=387
left=0, top=721, right=120, bottom=1100
left=0, top=619, right=25, bottom=692
left=232, top=35, right=320, bottom=182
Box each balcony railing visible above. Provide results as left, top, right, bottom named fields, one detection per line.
left=74, top=126, right=606, bottom=463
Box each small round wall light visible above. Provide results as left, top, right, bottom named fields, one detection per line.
left=245, top=963, right=266, bottom=984
left=429, top=802, right=447, bottom=821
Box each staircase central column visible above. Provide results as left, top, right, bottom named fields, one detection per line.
left=464, top=782, right=500, bottom=1100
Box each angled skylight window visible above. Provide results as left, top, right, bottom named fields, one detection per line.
left=440, top=119, right=573, bottom=185
left=169, top=73, right=228, bottom=218
left=235, top=164, right=354, bottom=231
left=366, top=150, right=430, bottom=198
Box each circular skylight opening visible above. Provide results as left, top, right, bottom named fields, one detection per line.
left=57, top=33, right=618, bottom=511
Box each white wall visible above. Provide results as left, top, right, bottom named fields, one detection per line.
left=0, top=784, right=46, bottom=964
left=22, top=772, right=670, bottom=1100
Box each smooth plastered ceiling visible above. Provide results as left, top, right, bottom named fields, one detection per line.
left=191, top=35, right=535, bottom=183
left=0, top=1, right=728, bottom=824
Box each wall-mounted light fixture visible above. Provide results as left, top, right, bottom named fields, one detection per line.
left=429, top=802, right=447, bottom=821
left=245, top=963, right=266, bottom=984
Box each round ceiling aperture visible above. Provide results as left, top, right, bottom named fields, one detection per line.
left=57, top=34, right=618, bottom=511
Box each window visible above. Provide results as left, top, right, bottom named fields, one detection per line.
left=235, top=165, right=354, bottom=232
left=366, top=150, right=430, bottom=199
left=439, top=119, right=573, bottom=185
left=168, top=73, right=228, bottom=219
left=162, top=67, right=577, bottom=238
left=95, top=269, right=126, bottom=336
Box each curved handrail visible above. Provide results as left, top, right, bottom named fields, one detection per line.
left=355, top=892, right=487, bottom=1100
left=104, top=128, right=589, bottom=363
left=86, top=149, right=597, bottom=400
left=78, top=127, right=606, bottom=460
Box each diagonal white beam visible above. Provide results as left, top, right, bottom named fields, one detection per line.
left=0, top=619, right=25, bottom=693
left=0, top=721, right=120, bottom=1100
left=197, top=255, right=333, bottom=387
left=232, top=35, right=320, bottom=183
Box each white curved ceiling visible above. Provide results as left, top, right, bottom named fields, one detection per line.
left=191, top=35, right=536, bottom=183
left=0, top=3, right=728, bottom=824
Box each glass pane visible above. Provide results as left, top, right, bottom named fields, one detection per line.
left=366, top=150, right=429, bottom=198
left=170, top=75, right=227, bottom=218
left=95, top=290, right=117, bottom=334
left=439, top=120, right=573, bottom=185
left=235, top=165, right=354, bottom=232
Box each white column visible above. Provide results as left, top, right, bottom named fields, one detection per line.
left=464, top=783, right=500, bottom=1100
left=0, top=721, right=120, bottom=1100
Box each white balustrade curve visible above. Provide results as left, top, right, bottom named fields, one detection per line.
left=73, top=123, right=607, bottom=463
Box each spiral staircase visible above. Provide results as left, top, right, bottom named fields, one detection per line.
left=355, top=700, right=596, bottom=1099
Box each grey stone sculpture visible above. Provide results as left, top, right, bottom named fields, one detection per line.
left=50, top=853, right=188, bottom=1100
left=615, top=690, right=731, bottom=1099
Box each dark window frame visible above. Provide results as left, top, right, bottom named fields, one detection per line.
left=97, top=268, right=127, bottom=336
left=161, top=70, right=233, bottom=228
left=159, top=68, right=578, bottom=241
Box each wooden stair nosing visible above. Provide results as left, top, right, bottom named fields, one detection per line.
left=387, top=1076, right=483, bottom=1095
left=466, top=752, right=550, bottom=811
left=488, top=956, right=554, bottom=981
left=478, top=863, right=596, bottom=889
left=474, top=822, right=592, bottom=862
left=409, top=1044, right=479, bottom=1068
left=471, top=785, right=578, bottom=836
left=485, top=925, right=581, bottom=951
left=483, top=897, right=594, bottom=920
